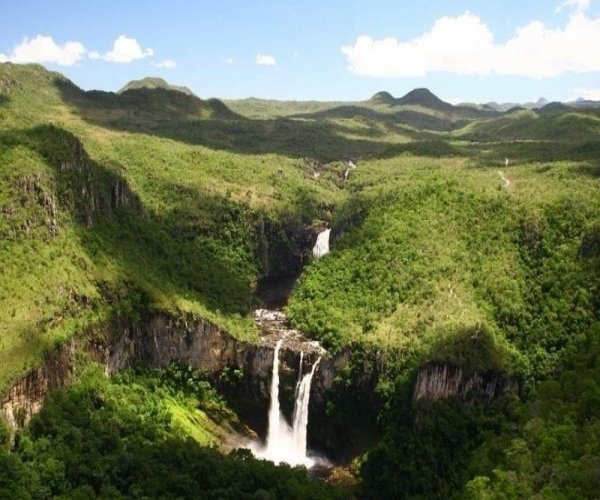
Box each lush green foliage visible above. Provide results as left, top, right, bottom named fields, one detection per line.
left=0, top=63, right=342, bottom=389
left=463, top=322, right=600, bottom=499
left=288, top=156, right=600, bottom=379
left=2, top=62, right=600, bottom=498
left=0, top=366, right=345, bottom=499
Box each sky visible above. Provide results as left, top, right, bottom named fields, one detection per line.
left=1, top=0, right=600, bottom=103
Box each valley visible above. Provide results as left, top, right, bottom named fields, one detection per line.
left=0, top=62, right=599, bottom=498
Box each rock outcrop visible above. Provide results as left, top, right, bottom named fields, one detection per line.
left=56, top=133, right=141, bottom=227
left=1, top=342, right=76, bottom=429
left=255, top=218, right=320, bottom=279
left=413, top=362, right=515, bottom=403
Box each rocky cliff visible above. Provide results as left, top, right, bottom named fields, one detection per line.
left=1, top=342, right=76, bottom=429
left=413, top=362, right=515, bottom=403
left=0, top=311, right=340, bottom=435
left=255, top=217, right=320, bottom=279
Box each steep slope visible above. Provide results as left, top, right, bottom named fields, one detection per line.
left=0, top=63, right=344, bottom=392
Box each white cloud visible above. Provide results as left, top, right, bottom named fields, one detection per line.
left=341, top=5, right=600, bottom=79
left=152, top=59, right=176, bottom=68
left=91, top=35, right=153, bottom=63
left=556, top=0, right=589, bottom=13
left=0, top=35, right=85, bottom=66
left=225, top=57, right=234, bottom=65
left=569, top=87, right=600, bottom=100
left=256, top=54, right=276, bottom=66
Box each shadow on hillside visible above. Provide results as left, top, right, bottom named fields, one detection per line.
left=2, top=125, right=257, bottom=315
left=290, top=105, right=463, bottom=132
left=54, top=78, right=397, bottom=161
left=572, top=163, right=600, bottom=178
left=378, top=139, right=464, bottom=159
left=0, top=94, right=8, bottom=106
left=468, top=139, right=600, bottom=165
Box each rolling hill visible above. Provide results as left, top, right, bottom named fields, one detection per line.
left=1, top=62, right=600, bottom=499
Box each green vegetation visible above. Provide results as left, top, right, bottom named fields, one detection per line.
left=1, top=62, right=600, bottom=498
left=288, top=157, right=599, bottom=377
left=0, top=365, right=345, bottom=499
left=0, top=63, right=342, bottom=389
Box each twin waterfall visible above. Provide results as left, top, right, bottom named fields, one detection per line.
left=254, top=340, right=322, bottom=467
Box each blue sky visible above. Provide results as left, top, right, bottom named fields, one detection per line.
left=1, top=0, right=600, bottom=103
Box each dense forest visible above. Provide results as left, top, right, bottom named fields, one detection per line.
left=1, top=62, right=599, bottom=498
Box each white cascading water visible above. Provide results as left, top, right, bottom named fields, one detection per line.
left=294, top=351, right=304, bottom=399
left=265, top=340, right=283, bottom=456
left=253, top=342, right=322, bottom=467
left=291, top=356, right=321, bottom=459
left=312, top=228, right=331, bottom=258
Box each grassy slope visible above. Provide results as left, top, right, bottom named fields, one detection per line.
left=2, top=63, right=600, bottom=497
left=288, top=154, right=600, bottom=377
left=2, top=62, right=599, bottom=389
left=0, top=63, right=347, bottom=389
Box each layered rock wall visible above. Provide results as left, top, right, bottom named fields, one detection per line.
left=413, top=363, right=515, bottom=403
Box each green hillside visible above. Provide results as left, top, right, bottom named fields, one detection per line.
left=1, top=62, right=600, bottom=498
left=0, top=63, right=343, bottom=388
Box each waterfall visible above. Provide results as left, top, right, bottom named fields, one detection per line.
left=292, top=357, right=321, bottom=459
left=294, top=351, right=304, bottom=399
left=312, top=229, right=331, bottom=258
left=265, top=340, right=283, bottom=456
left=253, top=343, right=322, bottom=467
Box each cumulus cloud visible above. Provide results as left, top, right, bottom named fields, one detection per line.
left=256, top=54, right=276, bottom=66
left=90, top=35, right=153, bottom=63
left=151, top=59, right=176, bottom=68
left=0, top=35, right=85, bottom=66
left=341, top=5, right=600, bottom=79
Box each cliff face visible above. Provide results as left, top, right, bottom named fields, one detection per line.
left=0, top=312, right=339, bottom=434
left=255, top=218, right=320, bottom=279
left=104, top=313, right=273, bottom=378
left=55, top=133, right=141, bottom=227
left=1, top=342, right=76, bottom=429
left=413, top=363, right=515, bottom=403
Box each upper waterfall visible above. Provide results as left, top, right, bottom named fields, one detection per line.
left=312, top=228, right=331, bottom=258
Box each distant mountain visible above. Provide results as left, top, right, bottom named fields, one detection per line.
left=368, top=91, right=396, bottom=105
left=367, top=88, right=454, bottom=111
left=397, top=88, right=454, bottom=112
left=119, top=77, right=196, bottom=97
left=568, top=98, right=600, bottom=109
left=536, top=102, right=570, bottom=115
left=484, top=98, right=549, bottom=112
